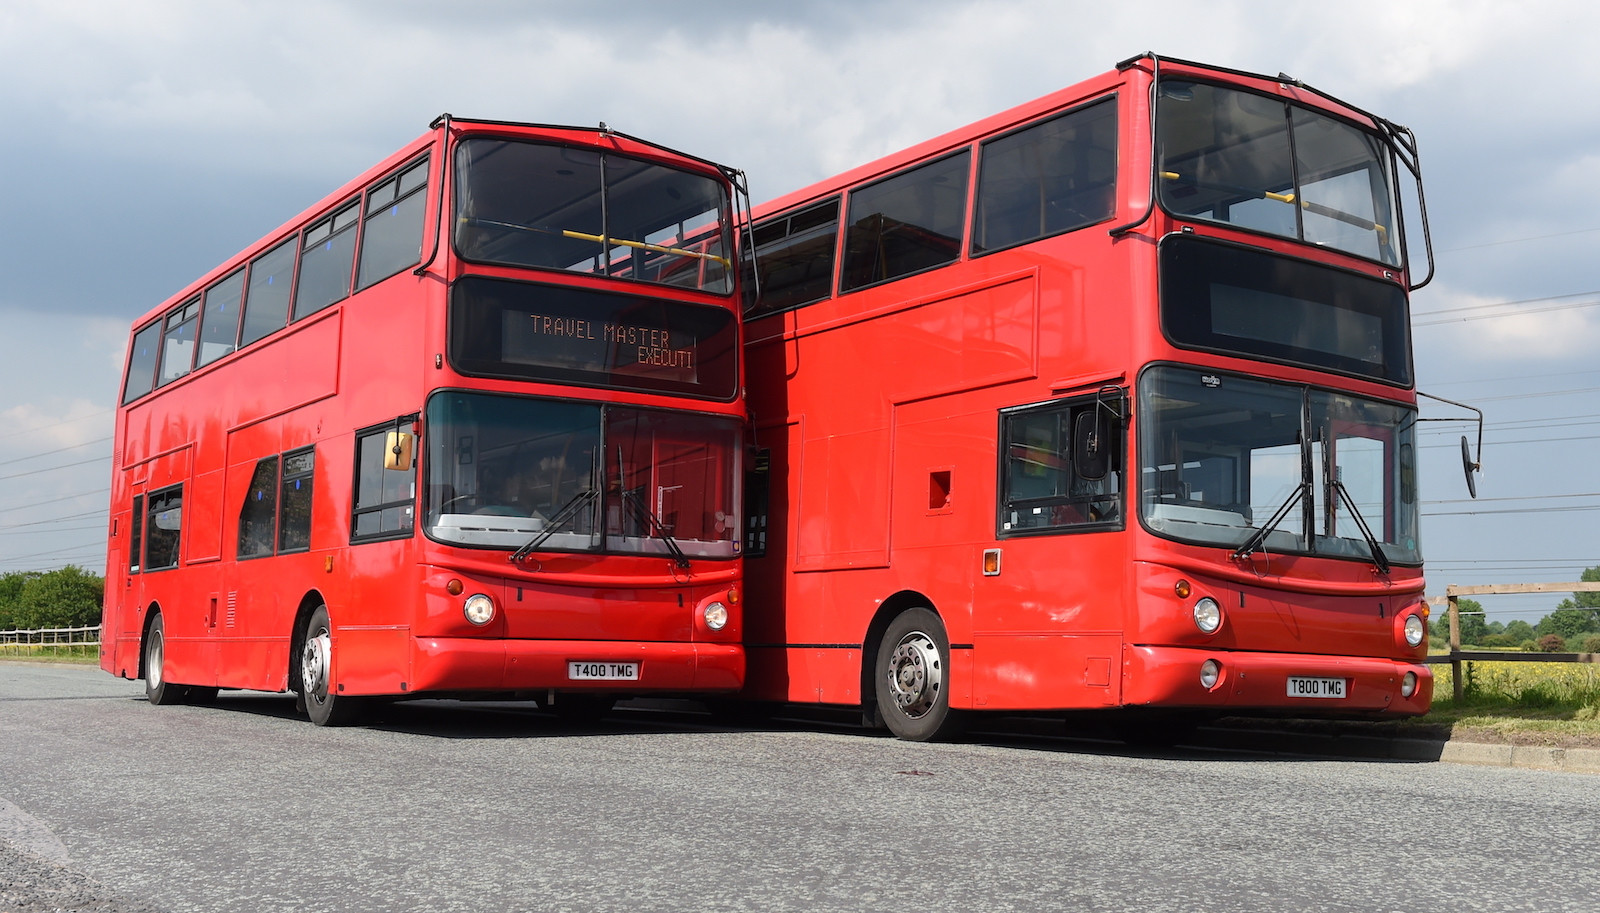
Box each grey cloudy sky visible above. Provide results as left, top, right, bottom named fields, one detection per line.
left=1, top=0, right=1596, bottom=621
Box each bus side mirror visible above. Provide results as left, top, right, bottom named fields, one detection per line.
left=1073, top=411, right=1110, bottom=482
left=385, top=431, right=415, bottom=472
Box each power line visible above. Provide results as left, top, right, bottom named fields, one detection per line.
left=1437, top=226, right=1600, bottom=254
left=0, top=510, right=107, bottom=531
left=1413, top=295, right=1600, bottom=328
left=0, top=454, right=109, bottom=482
left=0, top=408, right=114, bottom=443
left=0, top=436, right=113, bottom=468
left=0, top=487, right=110, bottom=513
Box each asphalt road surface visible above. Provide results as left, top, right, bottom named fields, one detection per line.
left=2, top=661, right=1597, bottom=913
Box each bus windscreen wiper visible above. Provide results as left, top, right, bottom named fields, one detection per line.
left=510, top=488, right=597, bottom=563
left=1232, top=482, right=1305, bottom=562
left=620, top=489, right=690, bottom=569
left=616, top=449, right=690, bottom=569
left=1331, top=481, right=1391, bottom=575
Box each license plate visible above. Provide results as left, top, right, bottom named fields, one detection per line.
left=1287, top=676, right=1347, bottom=699
left=568, top=661, right=639, bottom=681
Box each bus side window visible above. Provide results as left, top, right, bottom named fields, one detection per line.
left=972, top=97, right=1118, bottom=254
left=238, top=457, right=279, bottom=559
left=746, top=198, right=840, bottom=318
left=352, top=422, right=416, bottom=542
left=129, top=494, right=145, bottom=573
left=278, top=448, right=315, bottom=553
left=157, top=297, right=200, bottom=387
left=196, top=269, right=245, bottom=369
left=145, top=485, right=184, bottom=571
left=122, top=323, right=162, bottom=404
left=239, top=237, right=298, bottom=348
left=840, top=150, right=971, bottom=293
left=357, top=157, right=430, bottom=290
left=293, top=201, right=360, bottom=321
left=998, top=399, right=1123, bottom=535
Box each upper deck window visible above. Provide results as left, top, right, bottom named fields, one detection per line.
left=454, top=138, right=733, bottom=295
left=156, top=297, right=200, bottom=387
left=746, top=198, right=840, bottom=318
left=293, top=200, right=361, bottom=320
left=840, top=150, right=971, bottom=293
left=973, top=97, right=1118, bottom=254
left=196, top=269, right=244, bottom=369
left=239, top=237, right=297, bottom=348
left=122, top=322, right=161, bottom=404
left=358, top=157, right=430, bottom=289
left=1157, top=80, right=1400, bottom=267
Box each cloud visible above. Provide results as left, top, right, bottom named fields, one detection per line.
left=1414, top=284, right=1600, bottom=363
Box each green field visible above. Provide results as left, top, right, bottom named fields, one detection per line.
left=1414, top=659, right=1600, bottom=747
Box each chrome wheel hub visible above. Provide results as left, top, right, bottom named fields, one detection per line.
left=301, top=631, right=330, bottom=698
left=885, top=631, right=941, bottom=719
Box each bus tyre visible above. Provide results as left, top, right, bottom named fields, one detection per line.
left=875, top=608, right=965, bottom=742
left=299, top=605, right=364, bottom=727
left=143, top=614, right=187, bottom=706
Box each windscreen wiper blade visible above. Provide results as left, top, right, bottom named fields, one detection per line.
left=621, top=490, right=690, bottom=569
left=1331, top=481, right=1391, bottom=575
left=1232, top=482, right=1305, bottom=562
left=510, top=488, right=597, bottom=564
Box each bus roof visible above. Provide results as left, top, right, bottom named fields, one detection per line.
left=753, top=53, right=1388, bottom=220
left=129, top=116, right=738, bottom=332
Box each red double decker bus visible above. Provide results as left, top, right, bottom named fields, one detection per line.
left=741, top=55, right=1435, bottom=741
left=103, top=117, right=748, bottom=725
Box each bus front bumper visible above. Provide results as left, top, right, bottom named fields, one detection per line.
left=408, top=637, right=744, bottom=694
left=1122, top=644, right=1432, bottom=716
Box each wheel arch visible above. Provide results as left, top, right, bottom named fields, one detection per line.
left=858, top=589, right=941, bottom=726
left=137, top=602, right=163, bottom=681
left=287, top=589, right=330, bottom=693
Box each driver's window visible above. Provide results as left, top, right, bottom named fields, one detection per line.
left=351, top=421, right=416, bottom=543
left=998, top=397, right=1123, bottom=536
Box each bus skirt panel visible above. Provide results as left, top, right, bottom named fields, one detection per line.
left=1121, top=644, right=1432, bottom=716
left=405, top=637, right=744, bottom=695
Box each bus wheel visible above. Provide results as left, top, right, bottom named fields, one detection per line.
left=143, top=614, right=187, bottom=706
left=875, top=608, right=965, bottom=742
left=299, top=605, right=364, bottom=727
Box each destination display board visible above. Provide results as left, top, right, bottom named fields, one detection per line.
left=449, top=276, right=738, bottom=400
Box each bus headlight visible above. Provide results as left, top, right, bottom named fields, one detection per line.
left=1200, top=659, right=1222, bottom=690
left=703, top=601, right=729, bottom=631
left=1193, top=597, right=1223, bottom=634
left=1403, top=614, right=1425, bottom=647
left=1401, top=671, right=1418, bottom=698
left=463, top=593, right=495, bottom=626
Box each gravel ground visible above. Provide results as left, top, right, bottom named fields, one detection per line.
left=0, top=840, right=167, bottom=913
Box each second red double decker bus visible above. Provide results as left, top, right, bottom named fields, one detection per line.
left=103, top=117, right=747, bottom=725
left=741, top=55, right=1436, bottom=741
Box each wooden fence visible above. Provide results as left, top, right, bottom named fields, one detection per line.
left=1428, top=582, right=1600, bottom=701
left=0, top=624, right=101, bottom=658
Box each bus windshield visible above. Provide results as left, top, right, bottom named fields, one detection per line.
left=454, top=138, right=733, bottom=294
left=1157, top=80, right=1401, bottom=267
left=424, top=392, right=742, bottom=560
left=1138, top=366, right=1421, bottom=566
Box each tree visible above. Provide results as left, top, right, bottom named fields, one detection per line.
left=1537, top=600, right=1600, bottom=642
left=0, top=571, right=41, bottom=630
left=1504, top=619, right=1535, bottom=642
left=1431, top=598, right=1487, bottom=644
left=7, top=567, right=104, bottom=630
left=1576, top=566, right=1600, bottom=610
